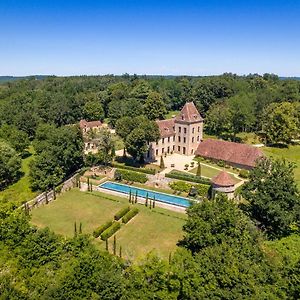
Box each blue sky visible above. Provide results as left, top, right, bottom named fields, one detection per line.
left=1, top=0, right=300, bottom=76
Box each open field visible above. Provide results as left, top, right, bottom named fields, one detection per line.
left=0, top=149, right=37, bottom=205
left=31, top=189, right=186, bottom=260
left=262, top=145, right=300, bottom=188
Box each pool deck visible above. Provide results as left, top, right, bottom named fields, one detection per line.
left=96, top=186, right=187, bottom=213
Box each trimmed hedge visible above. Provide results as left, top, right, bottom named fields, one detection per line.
left=93, top=220, right=113, bottom=238
left=100, top=222, right=121, bottom=240
left=169, top=180, right=210, bottom=197
left=239, top=169, right=250, bottom=178
left=114, top=206, right=130, bottom=220
left=122, top=208, right=139, bottom=224
left=115, top=169, right=148, bottom=183
left=166, top=170, right=211, bottom=185
left=112, top=162, right=156, bottom=174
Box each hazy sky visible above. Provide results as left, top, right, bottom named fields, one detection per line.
left=1, top=0, right=300, bottom=76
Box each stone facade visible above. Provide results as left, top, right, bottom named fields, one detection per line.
left=147, top=102, right=203, bottom=160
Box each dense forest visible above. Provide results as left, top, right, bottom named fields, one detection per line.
left=0, top=74, right=300, bottom=298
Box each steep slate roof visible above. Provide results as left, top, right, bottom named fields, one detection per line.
left=156, top=118, right=175, bottom=138
left=175, top=102, right=203, bottom=123
left=79, top=119, right=102, bottom=129
left=195, top=139, right=263, bottom=168
left=212, top=171, right=235, bottom=187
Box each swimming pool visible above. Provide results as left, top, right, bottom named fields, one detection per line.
left=99, top=181, right=192, bottom=208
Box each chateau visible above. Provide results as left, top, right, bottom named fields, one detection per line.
left=148, top=102, right=204, bottom=160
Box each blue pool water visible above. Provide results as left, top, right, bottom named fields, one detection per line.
left=99, top=181, right=192, bottom=208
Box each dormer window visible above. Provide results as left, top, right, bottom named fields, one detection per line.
left=181, top=115, right=184, bottom=120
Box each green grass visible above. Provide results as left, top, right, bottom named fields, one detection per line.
left=165, top=110, right=180, bottom=119
left=262, top=145, right=300, bottom=188
left=31, top=189, right=186, bottom=260
left=0, top=147, right=37, bottom=205
left=188, top=165, right=240, bottom=183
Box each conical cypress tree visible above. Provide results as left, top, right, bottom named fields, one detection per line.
left=87, top=177, right=90, bottom=191
left=153, top=195, right=156, bottom=208
left=105, top=239, right=109, bottom=251
left=169, top=252, right=172, bottom=264
left=53, top=186, right=56, bottom=200
left=90, top=181, right=93, bottom=192
left=145, top=192, right=148, bottom=207
left=196, top=162, right=201, bottom=177
left=135, top=191, right=138, bottom=203
left=113, top=235, right=117, bottom=255
left=45, top=191, right=48, bottom=204
left=160, top=156, right=165, bottom=169
left=79, top=222, right=82, bottom=234
left=119, top=246, right=122, bottom=258
left=129, top=190, right=132, bottom=203
left=74, top=221, right=77, bottom=236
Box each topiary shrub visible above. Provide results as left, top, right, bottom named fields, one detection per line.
left=166, top=170, right=211, bottom=185
left=114, top=206, right=130, bottom=220
left=238, top=169, right=249, bottom=178
left=93, top=220, right=113, bottom=238
left=169, top=180, right=210, bottom=197
left=100, top=222, right=121, bottom=240
left=115, top=169, right=147, bottom=183
left=122, top=208, right=139, bottom=224
left=111, top=162, right=156, bottom=174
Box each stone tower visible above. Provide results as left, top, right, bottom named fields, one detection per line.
left=174, top=102, right=203, bottom=155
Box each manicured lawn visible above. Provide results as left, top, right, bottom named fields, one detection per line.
left=0, top=148, right=37, bottom=206
left=263, top=145, right=300, bottom=188
left=188, top=164, right=240, bottom=183
left=189, top=164, right=220, bottom=178
left=31, top=189, right=186, bottom=260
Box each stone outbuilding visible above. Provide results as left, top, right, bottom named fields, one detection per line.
left=211, top=171, right=236, bottom=199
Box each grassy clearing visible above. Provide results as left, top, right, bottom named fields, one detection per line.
left=0, top=148, right=37, bottom=205
left=262, top=145, right=300, bottom=188
left=165, top=110, right=180, bottom=119
left=31, top=189, right=186, bottom=260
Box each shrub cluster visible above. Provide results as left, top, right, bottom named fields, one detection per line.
left=115, top=169, right=148, bottom=183
left=122, top=208, right=139, bottom=224
left=112, top=162, right=156, bottom=174
left=100, top=222, right=121, bottom=240
left=93, top=220, right=113, bottom=238
left=169, top=180, right=210, bottom=197
left=166, top=170, right=211, bottom=185
left=114, top=206, right=130, bottom=220
left=239, top=169, right=250, bottom=178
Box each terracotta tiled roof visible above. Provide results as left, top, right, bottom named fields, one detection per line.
left=195, top=139, right=263, bottom=168
left=175, top=102, right=203, bottom=123
left=156, top=118, right=175, bottom=138
left=79, top=119, right=102, bottom=129
left=212, top=171, right=235, bottom=187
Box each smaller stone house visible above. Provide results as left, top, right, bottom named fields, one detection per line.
left=79, top=119, right=103, bottom=154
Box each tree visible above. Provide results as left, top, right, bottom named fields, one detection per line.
left=160, top=156, right=165, bottom=169
left=196, top=162, right=201, bottom=177
left=262, top=102, right=300, bottom=144
left=96, top=128, right=115, bottom=165
left=178, top=194, right=258, bottom=253
left=0, top=124, right=29, bottom=155
left=0, top=141, right=22, bottom=190
left=30, top=125, right=84, bottom=191
left=125, top=128, right=148, bottom=162
left=83, top=101, right=104, bottom=121
left=144, top=91, right=167, bottom=120
left=205, top=102, right=232, bottom=136
left=241, top=157, right=300, bottom=239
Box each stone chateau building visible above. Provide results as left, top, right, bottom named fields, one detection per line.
left=148, top=102, right=204, bottom=159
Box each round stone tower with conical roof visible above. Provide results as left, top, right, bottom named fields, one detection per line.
left=211, top=171, right=236, bottom=199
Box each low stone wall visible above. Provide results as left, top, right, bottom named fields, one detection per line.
left=22, top=172, right=79, bottom=211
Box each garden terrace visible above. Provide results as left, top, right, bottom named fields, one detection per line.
left=31, top=189, right=186, bottom=260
